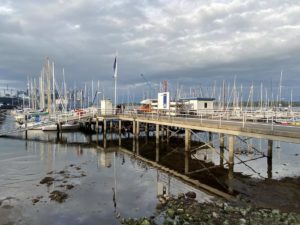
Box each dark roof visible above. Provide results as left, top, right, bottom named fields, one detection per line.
left=179, top=97, right=215, bottom=101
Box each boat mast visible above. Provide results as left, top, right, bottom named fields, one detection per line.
left=52, top=61, right=56, bottom=114
left=46, top=58, right=52, bottom=114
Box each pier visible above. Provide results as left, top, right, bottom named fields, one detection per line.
left=2, top=110, right=300, bottom=197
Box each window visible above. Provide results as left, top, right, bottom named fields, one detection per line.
left=204, top=102, right=208, bottom=108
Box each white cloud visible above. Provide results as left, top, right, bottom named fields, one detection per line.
left=0, top=0, right=300, bottom=98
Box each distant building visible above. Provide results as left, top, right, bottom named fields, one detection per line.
left=179, top=97, right=215, bottom=111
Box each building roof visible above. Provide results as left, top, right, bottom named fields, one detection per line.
left=179, top=97, right=215, bottom=101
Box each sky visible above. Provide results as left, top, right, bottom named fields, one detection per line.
left=0, top=0, right=300, bottom=101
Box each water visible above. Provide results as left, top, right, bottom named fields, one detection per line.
left=0, top=114, right=300, bottom=224
left=0, top=117, right=213, bottom=225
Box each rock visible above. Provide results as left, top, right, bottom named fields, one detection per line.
left=40, top=177, right=54, bottom=186
left=240, top=208, right=248, bottom=217
left=239, top=218, right=247, bottom=225
left=272, top=209, right=280, bottom=214
left=223, top=220, right=229, bottom=225
left=177, top=208, right=184, bottom=214
left=159, top=197, right=167, bottom=204
left=185, top=191, right=196, bottom=199
left=141, top=219, right=150, bottom=225
left=156, top=203, right=165, bottom=210
left=212, top=212, right=219, bottom=218
left=49, top=190, right=68, bottom=203
left=177, top=193, right=185, bottom=199
left=215, top=200, right=223, bottom=208
left=167, top=208, right=176, bottom=219
left=66, top=184, right=74, bottom=190
left=32, top=199, right=39, bottom=204
left=163, top=220, right=173, bottom=225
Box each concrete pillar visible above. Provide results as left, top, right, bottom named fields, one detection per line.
left=118, top=120, right=122, bottom=134
left=103, top=119, right=107, bottom=136
left=220, top=133, right=225, bottom=167
left=161, top=126, right=164, bottom=141
left=185, top=128, right=191, bottom=152
left=156, top=124, right=160, bottom=144
left=110, top=120, right=113, bottom=132
left=156, top=142, right=159, bottom=162
left=145, top=123, right=149, bottom=137
left=267, top=140, right=273, bottom=158
left=133, top=120, right=136, bottom=137
left=166, top=126, right=170, bottom=144
left=228, top=135, right=235, bottom=165
left=184, top=150, right=189, bottom=174
left=136, top=138, right=139, bottom=155
left=209, top=132, right=213, bottom=146
left=133, top=136, right=136, bottom=153
left=118, top=135, right=121, bottom=147
left=25, top=114, right=28, bottom=139
left=96, top=117, right=99, bottom=133
left=136, top=121, right=140, bottom=137
left=228, top=164, right=234, bottom=194
left=145, top=123, right=149, bottom=143
left=267, top=140, right=273, bottom=179
left=103, top=132, right=107, bottom=149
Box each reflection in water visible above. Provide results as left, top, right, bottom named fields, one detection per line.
left=1, top=115, right=300, bottom=223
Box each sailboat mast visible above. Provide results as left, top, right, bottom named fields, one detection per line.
left=52, top=61, right=56, bottom=114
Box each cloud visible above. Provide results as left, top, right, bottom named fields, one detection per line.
left=0, top=0, right=300, bottom=100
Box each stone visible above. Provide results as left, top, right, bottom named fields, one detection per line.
left=212, top=212, right=219, bottom=218
left=159, top=197, right=167, bottom=204
left=239, top=218, right=247, bottom=225
left=141, top=219, right=150, bottom=225
left=49, top=190, right=68, bottom=203
left=177, top=208, right=184, bottom=214
left=178, top=193, right=185, bottom=199
left=167, top=208, right=176, bottom=219
left=185, top=191, right=196, bottom=199
left=240, top=209, right=248, bottom=217
left=272, top=209, right=280, bottom=214
left=40, top=177, right=54, bottom=186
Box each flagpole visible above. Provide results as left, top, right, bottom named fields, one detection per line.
left=114, top=75, right=117, bottom=114
left=113, top=53, right=118, bottom=114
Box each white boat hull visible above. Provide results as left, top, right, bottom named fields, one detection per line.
left=42, top=123, right=79, bottom=131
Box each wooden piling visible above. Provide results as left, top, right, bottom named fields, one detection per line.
left=220, top=133, right=225, bottom=166
left=185, top=128, right=191, bottom=152
left=228, top=135, right=235, bottom=165
left=267, top=140, right=273, bottom=179
left=156, top=124, right=160, bottom=144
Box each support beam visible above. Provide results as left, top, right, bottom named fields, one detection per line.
left=145, top=123, right=149, bottom=137
left=95, top=117, right=99, bottom=133
left=184, top=150, right=189, bottom=174
left=267, top=140, right=273, bottom=179
left=156, top=124, right=160, bottom=144
left=133, top=120, right=136, bottom=137
left=228, top=135, right=235, bottom=165
left=166, top=126, right=170, bottom=144
left=185, top=128, right=191, bottom=152
left=118, top=120, right=122, bottom=134
left=110, top=120, right=113, bottom=132
left=25, top=114, right=28, bottom=139
left=103, top=119, right=107, bottom=136
left=267, top=140, right=273, bottom=158
left=209, top=132, right=213, bottom=146
left=220, top=133, right=225, bottom=167
left=136, top=121, right=140, bottom=137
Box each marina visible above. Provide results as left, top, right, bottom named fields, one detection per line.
left=1, top=1, right=300, bottom=224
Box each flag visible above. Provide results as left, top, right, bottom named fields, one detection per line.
left=113, top=56, right=117, bottom=78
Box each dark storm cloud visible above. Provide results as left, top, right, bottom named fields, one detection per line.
left=0, top=0, right=300, bottom=99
